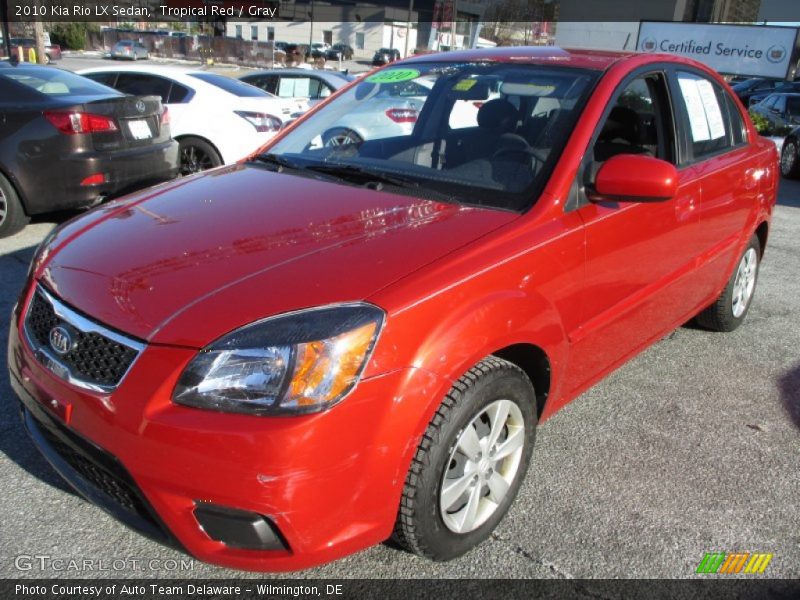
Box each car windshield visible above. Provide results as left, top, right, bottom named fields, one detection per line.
left=263, top=62, right=598, bottom=211
left=1, top=68, right=119, bottom=96
left=189, top=72, right=272, bottom=97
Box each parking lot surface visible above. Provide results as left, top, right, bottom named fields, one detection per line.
left=0, top=176, right=798, bottom=579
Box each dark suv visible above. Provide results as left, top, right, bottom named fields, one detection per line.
left=372, top=47, right=401, bottom=65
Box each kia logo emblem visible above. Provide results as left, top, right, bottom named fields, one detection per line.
left=49, top=326, right=73, bottom=356
left=135, top=100, right=146, bottom=113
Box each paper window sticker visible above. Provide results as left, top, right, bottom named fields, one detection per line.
left=678, top=77, right=711, bottom=142
left=696, top=79, right=726, bottom=140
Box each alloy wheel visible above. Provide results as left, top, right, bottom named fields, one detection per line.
left=0, top=186, right=7, bottom=226
left=440, top=399, right=525, bottom=534
left=180, top=145, right=215, bottom=175
left=781, top=142, right=796, bottom=176
left=732, top=247, right=758, bottom=318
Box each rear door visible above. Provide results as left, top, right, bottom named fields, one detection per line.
left=567, top=68, right=704, bottom=394
left=670, top=68, right=760, bottom=296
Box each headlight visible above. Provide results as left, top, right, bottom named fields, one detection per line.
left=173, top=304, right=384, bottom=416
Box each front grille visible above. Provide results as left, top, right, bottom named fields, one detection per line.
left=36, top=418, right=148, bottom=517
left=21, top=402, right=177, bottom=547
left=24, top=287, right=142, bottom=390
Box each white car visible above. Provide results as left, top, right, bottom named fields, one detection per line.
left=79, top=66, right=300, bottom=174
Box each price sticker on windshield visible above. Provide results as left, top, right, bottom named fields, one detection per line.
left=365, top=69, right=420, bottom=84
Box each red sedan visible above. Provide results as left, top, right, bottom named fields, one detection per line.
left=8, top=47, right=777, bottom=571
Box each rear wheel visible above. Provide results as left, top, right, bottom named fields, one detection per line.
left=780, top=140, right=800, bottom=179
left=696, top=235, right=760, bottom=332
left=0, top=173, right=30, bottom=238
left=393, top=357, right=536, bottom=561
left=322, top=127, right=363, bottom=147
left=178, top=137, right=223, bottom=175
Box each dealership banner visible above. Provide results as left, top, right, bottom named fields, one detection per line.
left=638, top=21, right=799, bottom=79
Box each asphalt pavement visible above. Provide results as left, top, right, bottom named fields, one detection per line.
left=0, top=177, right=798, bottom=579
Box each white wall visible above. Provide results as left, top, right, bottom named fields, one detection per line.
left=555, top=21, right=641, bottom=51
left=226, top=21, right=387, bottom=58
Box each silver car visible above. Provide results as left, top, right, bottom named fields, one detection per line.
left=110, top=40, right=149, bottom=61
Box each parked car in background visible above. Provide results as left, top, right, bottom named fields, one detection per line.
left=780, top=126, right=800, bottom=178
left=5, top=37, right=62, bottom=63
left=79, top=66, right=293, bottom=174
left=283, top=43, right=308, bottom=65
left=239, top=69, right=354, bottom=113
left=372, top=47, right=402, bottom=65
left=732, top=77, right=781, bottom=105
left=748, top=81, right=800, bottom=106
left=9, top=48, right=777, bottom=570
left=309, top=43, right=330, bottom=59
left=749, top=93, right=800, bottom=134
left=0, top=63, right=178, bottom=237
left=326, top=43, right=354, bottom=61
left=305, top=75, right=487, bottom=146
left=110, top=40, right=150, bottom=61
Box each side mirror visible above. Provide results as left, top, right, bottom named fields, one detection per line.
left=592, top=154, right=678, bottom=203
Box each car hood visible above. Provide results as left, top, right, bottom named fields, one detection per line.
left=40, top=163, right=515, bottom=347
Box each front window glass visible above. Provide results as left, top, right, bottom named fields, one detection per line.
left=265, top=62, right=597, bottom=211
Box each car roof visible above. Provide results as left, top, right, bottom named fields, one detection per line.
left=403, top=46, right=645, bottom=72
left=243, top=68, right=351, bottom=80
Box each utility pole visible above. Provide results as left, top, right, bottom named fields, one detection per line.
left=308, top=0, right=315, bottom=60
left=451, top=0, right=457, bottom=50
left=404, top=0, right=413, bottom=58
left=1, top=0, right=12, bottom=60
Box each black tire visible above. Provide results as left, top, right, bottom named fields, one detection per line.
left=393, top=357, right=536, bottom=561
left=322, top=127, right=363, bottom=147
left=780, top=139, right=800, bottom=179
left=0, top=173, right=30, bottom=238
left=178, top=137, right=223, bottom=176
left=696, top=235, right=761, bottom=332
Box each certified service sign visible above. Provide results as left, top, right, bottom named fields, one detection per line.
left=637, top=22, right=797, bottom=79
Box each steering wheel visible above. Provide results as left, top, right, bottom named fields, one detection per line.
left=492, top=144, right=546, bottom=171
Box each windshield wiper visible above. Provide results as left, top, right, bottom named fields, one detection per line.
left=249, top=153, right=306, bottom=172
left=304, top=163, right=422, bottom=189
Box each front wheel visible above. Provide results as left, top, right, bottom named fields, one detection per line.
left=393, top=357, right=536, bottom=561
left=780, top=140, right=800, bottom=179
left=696, top=235, right=761, bottom=332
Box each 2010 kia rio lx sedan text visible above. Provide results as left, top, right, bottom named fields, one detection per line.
left=8, top=48, right=777, bottom=571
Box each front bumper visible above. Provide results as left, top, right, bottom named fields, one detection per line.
left=7, top=297, right=445, bottom=571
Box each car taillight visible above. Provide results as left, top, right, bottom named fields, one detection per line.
left=385, top=108, right=418, bottom=123
left=160, top=106, right=170, bottom=125
left=44, top=111, right=118, bottom=134
left=234, top=111, right=281, bottom=133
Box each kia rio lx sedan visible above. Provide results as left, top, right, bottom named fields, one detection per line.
left=8, top=47, right=777, bottom=571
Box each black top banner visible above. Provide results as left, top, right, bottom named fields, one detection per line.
left=2, top=0, right=799, bottom=24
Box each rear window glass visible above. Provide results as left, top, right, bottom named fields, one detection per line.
left=1, top=68, right=119, bottom=96
left=189, top=73, right=272, bottom=97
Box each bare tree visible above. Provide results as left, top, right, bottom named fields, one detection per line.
left=33, top=9, right=47, bottom=64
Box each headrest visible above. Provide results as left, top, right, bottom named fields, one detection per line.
left=477, top=98, right=519, bottom=132
left=599, top=106, right=643, bottom=144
